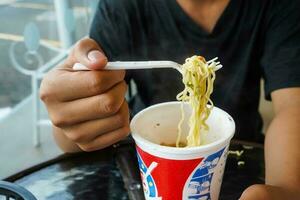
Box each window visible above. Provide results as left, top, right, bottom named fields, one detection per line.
left=0, top=0, right=98, bottom=179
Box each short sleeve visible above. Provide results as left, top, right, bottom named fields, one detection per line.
left=261, top=0, right=300, bottom=100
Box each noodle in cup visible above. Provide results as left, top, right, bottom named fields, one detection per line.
left=130, top=102, right=235, bottom=200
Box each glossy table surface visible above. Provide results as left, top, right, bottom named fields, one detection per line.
left=7, top=140, right=264, bottom=200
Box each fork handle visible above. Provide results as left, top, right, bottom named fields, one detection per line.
left=73, top=61, right=177, bottom=71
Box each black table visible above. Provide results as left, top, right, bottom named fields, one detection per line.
left=5, top=140, right=264, bottom=200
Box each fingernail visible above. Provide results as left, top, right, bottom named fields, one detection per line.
left=88, top=50, right=105, bottom=63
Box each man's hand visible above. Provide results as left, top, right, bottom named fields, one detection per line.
left=40, top=38, right=130, bottom=152
left=240, top=184, right=300, bottom=200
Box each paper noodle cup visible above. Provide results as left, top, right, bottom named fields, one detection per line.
left=130, top=102, right=235, bottom=200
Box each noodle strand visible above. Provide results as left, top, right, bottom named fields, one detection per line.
left=176, top=56, right=216, bottom=147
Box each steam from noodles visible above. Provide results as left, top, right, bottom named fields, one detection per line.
left=176, top=56, right=216, bottom=147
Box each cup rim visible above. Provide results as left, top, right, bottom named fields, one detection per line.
left=130, top=101, right=235, bottom=155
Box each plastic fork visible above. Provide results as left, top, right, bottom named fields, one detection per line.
left=72, top=57, right=222, bottom=73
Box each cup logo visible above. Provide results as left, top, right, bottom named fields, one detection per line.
left=183, top=148, right=226, bottom=200
left=137, top=154, right=162, bottom=200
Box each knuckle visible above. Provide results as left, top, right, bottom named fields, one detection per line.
left=123, top=101, right=129, bottom=112
left=39, top=86, right=50, bottom=102
left=75, top=38, right=97, bottom=52
left=79, top=144, right=96, bottom=152
left=39, top=70, right=60, bottom=102
left=66, top=130, right=85, bottom=143
left=101, top=94, right=119, bottom=115
left=122, top=103, right=130, bottom=122
left=51, top=117, right=64, bottom=127
left=121, top=125, right=130, bottom=137
left=39, top=78, right=53, bottom=102
left=120, top=81, right=128, bottom=92
left=75, top=39, right=88, bottom=51
left=88, top=74, right=103, bottom=93
left=84, top=38, right=96, bottom=45
left=51, top=113, right=69, bottom=127
left=115, top=113, right=126, bottom=126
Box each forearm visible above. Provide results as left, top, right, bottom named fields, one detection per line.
left=265, top=106, right=300, bottom=192
left=53, top=126, right=82, bottom=153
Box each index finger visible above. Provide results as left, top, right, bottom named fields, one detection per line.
left=45, top=69, right=125, bottom=101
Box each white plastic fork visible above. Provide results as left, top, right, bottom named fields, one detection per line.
left=72, top=57, right=222, bottom=73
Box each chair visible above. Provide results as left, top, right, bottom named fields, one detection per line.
left=0, top=181, right=37, bottom=200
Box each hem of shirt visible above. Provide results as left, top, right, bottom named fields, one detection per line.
left=264, top=81, right=300, bottom=101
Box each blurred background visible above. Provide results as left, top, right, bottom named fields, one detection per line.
left=0, top=0, right=273, bottom=180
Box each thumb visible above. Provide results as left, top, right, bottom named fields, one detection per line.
left=67, top=38, right=108, bottom=70
left=86, top=50, right=108, bottom=70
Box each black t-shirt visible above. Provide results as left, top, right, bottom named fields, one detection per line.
left=90, top=0, right=300, bottom=143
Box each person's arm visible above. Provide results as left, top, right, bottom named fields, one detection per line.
left=265, top=88, right=300, bottom=192
left=240, top=87, right=300, bottom=199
